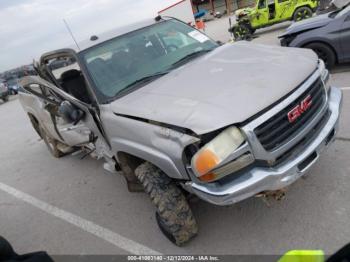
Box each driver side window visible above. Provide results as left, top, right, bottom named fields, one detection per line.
left=258, top=0, right=267, bottom=9
left=46, top=56, right=91, bottom=104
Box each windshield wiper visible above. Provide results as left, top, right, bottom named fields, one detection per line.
left=170, top=49, right=213, bottom=68
left=115, top=71, right=170, bottom=97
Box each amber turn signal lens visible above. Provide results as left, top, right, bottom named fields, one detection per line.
left=194, top=149, right=219, bottom=176
left=198, top=173, right=217, bottom=182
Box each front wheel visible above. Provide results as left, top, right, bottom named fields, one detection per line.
left=304, top=42, right=336, bottom=69
left=135, top=162, right=198, bottom=246
left=293, top=7, right=313, bottom=21
left=233, top=23, right=252, bottom=40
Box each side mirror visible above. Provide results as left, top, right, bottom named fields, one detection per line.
left=58, top=101, right=85, bottom=124
left=216, top=40, right=224, bottom=45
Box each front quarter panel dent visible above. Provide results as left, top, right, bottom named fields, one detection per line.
left=101, top=109, right=199, bottom=180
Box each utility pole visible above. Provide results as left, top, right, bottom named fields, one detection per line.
left=209, top=0, right=215, bottom=14
left=226, top=0, right=232, bottom=14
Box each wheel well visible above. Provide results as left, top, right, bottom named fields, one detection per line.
left=295, top=5, right=312, bottom=10
left=302, top=41, right=338, bottom=63
left=293, top=5, right=312, bottom=16
left=117, top=152, right=146, bottom=185
left=28, top=113, right=38, bottom=123
left=117, top=152, right=145, bottom=172
left=116, top=151, right=179, bottom=185
left=27, top=113, right=43, bottom=139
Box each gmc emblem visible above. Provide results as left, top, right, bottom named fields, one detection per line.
left=288, top=95, right=313, bottom=123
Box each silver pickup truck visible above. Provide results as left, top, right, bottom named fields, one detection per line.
left=19, top=17, right=342, bottom=246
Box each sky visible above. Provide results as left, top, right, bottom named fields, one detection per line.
left=0, top=0, right=180, bottom=72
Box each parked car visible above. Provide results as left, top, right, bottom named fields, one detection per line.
left=19, top=17, right=342, bottom=246
left=6, top=78, right=20, bottom=95
left=279, top=3, right=350, bottom=68
left=229, top=0, right=319, bottom=39
left=317, top=0, right=350, bottom=14
left=0, top=81, right=9, bottom=102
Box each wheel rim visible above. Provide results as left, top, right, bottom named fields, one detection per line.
left=296, top=9, right=311, bottom=21
left=235, top=26, right=248, bottom=38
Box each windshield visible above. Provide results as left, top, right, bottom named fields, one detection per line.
left=81, top=19, right=218, bottom=102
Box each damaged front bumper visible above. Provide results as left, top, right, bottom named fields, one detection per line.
left=184, top=87, right=342, bottom=206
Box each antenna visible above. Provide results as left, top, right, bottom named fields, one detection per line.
left=63, top=19, right=80, bottom=50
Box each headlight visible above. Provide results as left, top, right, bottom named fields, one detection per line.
left=191, top=126, right=254, bottom=182
left=318, top=59, right=330, bottom=87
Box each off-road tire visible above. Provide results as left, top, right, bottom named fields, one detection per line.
left=293, top=6, right=313, bottom=21
left=135, top=162, right=198, bottom=246
left=233, top=23, right=252, bottom=40
left=304, top=42, right=336, bottom=69
left=0, top=236, right=16, bottom=260
left=39, top=125, right=64, bottom=158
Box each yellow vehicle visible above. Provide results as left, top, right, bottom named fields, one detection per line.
left=229, top=0, right=319, bottom=39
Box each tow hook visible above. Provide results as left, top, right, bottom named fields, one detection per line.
left=255, top=188, right=287, bottom=206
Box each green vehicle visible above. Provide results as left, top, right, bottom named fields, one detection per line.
left=229, top=0, right=319, bottom=39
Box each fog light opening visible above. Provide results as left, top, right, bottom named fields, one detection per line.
left=298, top=152, right=318, bottom=172
left=325, top=129, right=335, bottom=146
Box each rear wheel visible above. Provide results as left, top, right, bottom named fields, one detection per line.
left=293, top=7, right=313, bottom=21
left=304, top=42, right=336, bottom=69
left=39, top=125, right=64, bottom=158
left=233, top=23, right=252, bottom=40
left=135, top=162, right=198, bottom=246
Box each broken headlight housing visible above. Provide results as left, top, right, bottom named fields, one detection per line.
left=318, top=59, right=330, bottom=91
left=191, top=126, right=254, bottom=183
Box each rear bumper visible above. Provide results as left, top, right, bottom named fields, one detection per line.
left=185, top=87, right=342, bottom=206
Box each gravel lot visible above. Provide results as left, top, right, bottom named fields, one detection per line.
left=0, top=17, right=349, bottom=257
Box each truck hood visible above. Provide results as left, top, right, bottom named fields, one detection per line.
left=110, top=42, right=318, bottom=135
left=280, top=13, right=332, bottom=36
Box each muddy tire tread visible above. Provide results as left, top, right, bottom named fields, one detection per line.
left=135, top=162, right=198, bottom=246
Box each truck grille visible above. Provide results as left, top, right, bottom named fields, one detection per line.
left=254, top=78, right=326, bottom=151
